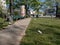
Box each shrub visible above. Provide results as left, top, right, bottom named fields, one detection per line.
left=0, top=18, right=8, bottom=29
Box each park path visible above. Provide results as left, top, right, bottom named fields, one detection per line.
left=0, top=18, right=31, bottom=45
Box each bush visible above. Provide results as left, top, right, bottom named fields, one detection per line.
left=25, top=15, right=30, bottom=18
left=0, top=18, right=4, bottom=23
left=0, top=18, right=9, bottom=29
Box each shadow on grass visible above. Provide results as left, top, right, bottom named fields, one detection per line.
left=39, top=24, right=60, bottom=34
left=39, top=24, right=60, bottom=29
left=20, top=41, right=53, bottom=45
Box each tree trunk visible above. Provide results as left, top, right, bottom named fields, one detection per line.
left=25, top=5, right=29, bottom=15
left=56, top=5, right=58, bottom=17
left=9, top=0, right=14, bottom=24
left=25, top=4, right=30, bottom=17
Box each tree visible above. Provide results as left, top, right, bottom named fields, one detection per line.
left=6, top=0, right=43, bottom=18
left=56, top=0, right=60, bottom=3
left=9, top=0, right=14, bottom=23
left=55, top=0, right=60, bottom=17
left=0, top=0, right=2, bottom=17
left=13, top=0, right=42, bottom=16
left=45, top=0, right=55, bottom=8
left=6, top=0, right=14, bottom=24
left=45, top=0, right=60, bottom=17
left=0, top=0, right=6, bottom=18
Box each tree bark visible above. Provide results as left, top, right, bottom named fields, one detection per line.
left=9, top=0, right=14, bottom=23
left=56, top=5, right=58, bottom=17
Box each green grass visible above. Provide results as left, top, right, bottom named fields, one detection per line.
left=20, top=18, right=60, bottom=45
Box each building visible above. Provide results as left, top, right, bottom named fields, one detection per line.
left=45, top=8, right=56, bottom=16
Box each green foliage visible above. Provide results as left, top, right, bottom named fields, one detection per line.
left=0, top=18, right=9, bottom=29
left=20, top=18, right=60, bottom=45
left=30, top=0, right=41, bottom=8
left=13, top=0, right=42, bottom=9
left=0, top=18, right=5, bottom=23
left=24, top=15, right=30, bottom=18
left=0, top=1, right=2, bottom=15
left=56, top=0, right=60, bottom=3
left=14, top=11, right=18, bottom=15
left=45, top=0, right=54, bottom=8
left=6, top=0, right=43, bottom=15
left=57, top=9, right=60, bottom=13
left=6, top=0, right=9, bottom=4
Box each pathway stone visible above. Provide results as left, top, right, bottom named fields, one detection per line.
left=0, top=18, right=31, bottom=45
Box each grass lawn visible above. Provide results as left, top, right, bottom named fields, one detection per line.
left=20, top=18, right=60, bottom=45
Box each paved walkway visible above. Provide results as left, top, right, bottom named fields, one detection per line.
left=0, top=18, right=31, bottom=45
